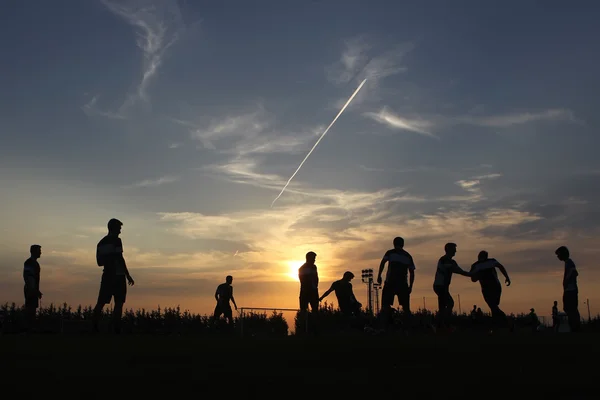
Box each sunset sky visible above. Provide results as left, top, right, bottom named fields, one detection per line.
left=1, top=1, right=599, bottom=319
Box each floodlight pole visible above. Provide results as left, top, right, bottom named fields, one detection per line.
left=374, top=282, right=381, bottom=315
left=362, top=269, right=374, bottom=314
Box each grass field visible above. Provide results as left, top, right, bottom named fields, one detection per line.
left=1, top=332, right=598, bottom=398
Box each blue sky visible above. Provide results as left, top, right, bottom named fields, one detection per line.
left=1, top=0, right=599, bottom=316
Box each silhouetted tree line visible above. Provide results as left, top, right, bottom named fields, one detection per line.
left=0, top=302, right=288, bottom=337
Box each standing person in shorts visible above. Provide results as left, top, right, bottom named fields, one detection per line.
left=299, top=251, right=319, bottom=312
left=377, top=237, right=416, bottom=329
left=555, top=246, right=581, bottom=332
left=23, top=244, right=43, bottom=332
left=92, top=218, right=135, bottom=334
left=214, top=275, right=237, bottom=324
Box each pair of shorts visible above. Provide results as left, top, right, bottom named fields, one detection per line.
left=214, top=303, right=233, bottom=320
left=382, top=282, right=410, bottom=308
left=24, top=287, right=39, bottom=309
left=299, top=289, right=319, bottom=311
left=563, top=290, right=578, bottom=313
left=97, top=272, right=127, bottom=305
left=433, top=285, right=454, bottom=311
left=481, top=282, right=502, bottom=307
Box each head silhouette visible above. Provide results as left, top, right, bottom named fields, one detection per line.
left=478, top=250, right=488, bottom=262
left=30, top=244, right=41, bottom=259
left=444, top=242, right=457, bottom=257
left=226, top=275, right=233, bottom=285
left=554, top=300, right=558, bottom=306
left=393, top=237, right=404, bottom=249
left=555, top=246, right=569, bottom=261
left=343, top=271, right=354, bottom=281
left=108, top=218, right=123, bottom=236
left=306, top=251, right=316, bottom=264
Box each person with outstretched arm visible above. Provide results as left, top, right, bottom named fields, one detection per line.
left=214, top=275, right=237, bottom=324
left=377, top=237, right=416, bottom=329
left=299, top=251, right=319, bottom=312
left=469, top=250, right=511, bottom=331
left=432, top=243, right=471, bottom=331
left=92, top=218, right=135, bottom=334
left=23, top=244, right=43, bottom=332
left=319, top=271, right=362, bottom=316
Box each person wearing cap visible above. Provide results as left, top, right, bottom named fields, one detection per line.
left=23, top=244, right=43, bottom=332
left=92, top=218, right=135, bottom=333
left=319, top=271, right=362, bottom=316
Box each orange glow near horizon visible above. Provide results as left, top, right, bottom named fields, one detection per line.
left=285, top=260, right=304, bottom=281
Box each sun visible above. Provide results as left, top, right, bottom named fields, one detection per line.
left=285, top=260, right=304, bottom=281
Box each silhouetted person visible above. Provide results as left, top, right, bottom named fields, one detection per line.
left=214, top=275, right=237, bottom=324
left=555, top=246, right=581, bottom=332
left=476, top=307, right=484, bottom=318
left=377, top=237, right=416, bottom=328
left=470, top=250, right=511, bottom=331
left=299, top=251, right=319, bottom=312
left=529, top=308, right=540, bottom=332
left=552, top=300, right=560, bottom=331
left=432, top=243, right=470, bottom=330
left=470, top=305, right=477, bottom=319
left=23, top=244, right=43, bottom=332
left=92, top=218, right=135, bottom=334
left=319, top=271, right=362, bottom=316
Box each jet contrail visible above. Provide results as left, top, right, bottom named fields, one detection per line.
left=271, top=78, right=367, bottom=207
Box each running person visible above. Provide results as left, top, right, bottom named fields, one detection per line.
left=432, top=243, right=470, bottom=330
left=377, top=237, right=416, bottom=328
left=92, top=218, right=135, bottom=333
left=555, top=246, right=581, bottom=332
left=23, top=244, right=43, bottom=332
left=469, top=251, right=511, bottom=330
left=299, top=251, right=319, bottom=312
left=319, top=271, right=362, bottom=316
left=214, top=275, right=237, bottom=324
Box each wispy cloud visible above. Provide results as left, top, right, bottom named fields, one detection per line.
left=326, top=36, right=414, bottom=107
left=124, top=175, right=179, bottom=189
left=365, top=106, right=580, bottom=136
left=100, top=0, right=186, bottom=113
left=453, top=108, right=582, bottom=128
left=363, top=106, right=438, bottom=139
left=455, top=173, right=502, bottom=199
left=81, top=96, right=127, bottom=120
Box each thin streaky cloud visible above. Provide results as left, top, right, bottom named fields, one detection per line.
left=452, top=108, right=582, bottom=128
left=364, top=107, right=438, bottom=139
left=123, top=175, right=179, bottom=189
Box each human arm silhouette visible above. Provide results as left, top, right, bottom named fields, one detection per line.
left=231, top=287, right=237, bottom=310
left=319, top=283, right=335, bottom=301
left=377, top=257, right=387, bottom=285
left=496, top=262, right=511, bottom=286
left=452, top=263, right=471, bottom=277
left=408, top=268, right=415, bottom=293
left=123, top=259, right=135, bottom=286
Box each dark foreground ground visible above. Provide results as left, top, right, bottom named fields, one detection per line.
left=1, top=332, right=598, bottom=398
